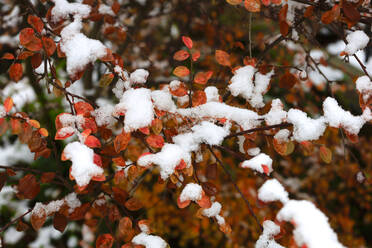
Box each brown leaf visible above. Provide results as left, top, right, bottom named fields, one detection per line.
left=41, top=172, right=56, bottom=183
left=319, top=146, right=332, bottom=163
left=342, top=2, right=360, bottom=23
left=194, top=71, right=213, bottom=85
left=53, top=213, right=67, bottom=232
left=206, top=163, right=217, bottom=180
left=27, top=15, right=44, bottom=33
left=202, top=182, right=218, bottom=196
left=118, top=217, right=133, bottom=237
left=146, top=134, right=164, bottom=148
left=31, top=209, right=46, bottom=230
left=279, top=70, right=298, bottom=89
left=0, top=172, right=7, bottom=192
left=192, top=90, right=207, bottom=107
left=42, top=36, right=56, bottom=56
left=125, top=197, right=143, bottom=211
left=18, top=174, right=40, bottom=199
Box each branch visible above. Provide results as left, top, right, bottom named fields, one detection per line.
left=224, top=123, right=292, bottom=139
left=207, top=146, right=263, bottom=231
left=0, top=209, right=32, bottom=233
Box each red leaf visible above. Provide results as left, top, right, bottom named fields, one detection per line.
left=74, top=101, right=94, bottom=117
left=261, top=164, right=270, bottom=175
left=19, top=28, right=35, bottom=45
left=96, top=234, right=114, bottom=248
left=194, top=71, right=213, bottom=85
left=182, top=36, right=193, bottom=49
left=215, top=50, right=231, bottom=67
left=18, top=51, right=35, bottom=60
left=85, top=135, right=101, bottom=148
left=173, top=66, right=190, bottom=77
left=173, top=50, right=190, bottom=61
left=24, top=36, right=43, bottom=52
left=139, top=126, right=150, bottom=135
left=27, top=15, right=44, bottom=33
left=279, top=70, right=298, bottom=89
left=169, top=81, right=188, bottom=97
left=42, top=36, right=56, bottom=56
left=1, top=53, right=14, bottom=60
left=4, top=97, right=13, bottom=113
left=9, top=63, right=23, bottom=82
left=279, top=4, right=288, bottom=22
left=146, top=134, right=164, bottom=148
left=279, top=21, right=289, bottom=36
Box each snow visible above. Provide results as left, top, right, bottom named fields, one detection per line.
left=63, top=142, right=104, bottom=186
left=287, top=109, right=326, bottom=142
left=344, top=30, right=369, bottom=55
left=115, top=88, right=154, bottom=132
left=177, top=102, right=260, bottom=130
left=151, top=89, right=177, bottom=112
left=241, top=153, right=273, bottom=175
left=32, top=192, right=81, bottom=217
left=323, top=97, right=372, bottom=135
left=248, top=147, right=261, bottom=156
left=277, top=200, right=346, bottom=248
left=65, top=192, right=82, bottom=213
left=265, top=99, right=287, bottom=125
left=29, top=226, right=62, bottom=248
left=356, top=76, right=372, bottom=102
left=91, top=105, right=115, bottom=127
left=255, top=220, right=284, bottom=248
left=98, top=4, right=114, bottom=16
left=228, top=65, right=255, bottom=101
left=258, top=179, right=289, bottom=204
left=132, top=232, right=168, bottom=248
left=130, top=69, right=149, bottom=84
left=228, top=66, right=274, bottom=108
left=59, top=17, right=109, bottom=77
left=179, top=183, right=203, bottom=202
left=137, top=143, right=191, bottom=180
left=202, top=201, right=222, bottom=218
left=205, top=86, right=220, bottom=102
left=51, top=0, right=91, bottom=22
left=274, top=129, right=290, bottom=143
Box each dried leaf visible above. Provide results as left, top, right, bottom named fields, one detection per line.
left=194, top=71, right=213, bottom=85
left=53, top=213, right=67, bottom=232
left=9, top=63, right=23, bottom=82
left=31, top=209, right=46, bottom=230
left=319, top=146, right=332, bottom=163
left=114, top=131, right=131, bottom=153
left=125, top=197, right=143, bottom=211
left=18, top=174, right=40, bottom=199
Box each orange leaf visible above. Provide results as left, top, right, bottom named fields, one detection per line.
left=196, top=192, right=212, bottom=208
left=319, top=146, right=332, bottom=163
left=28, top=119, right=40, bottom=128
left=24, top=36, right=43, bottom=52
left=304, top=6, right=314, bottom=18
left=177, top=197, right=191, bottom=208
left=39, top=128, right=49, bottom=137
left=113, top=157, right=126, bottom=167
left=139, top=126, right=150, bottom=135
left=194, top=71, right=213, bottom=85
left=9, top=63, right=23, bottom=82
left=96, top=234, right=114, bottom=248
left=118, top=217, right=133, bottom=237
left=74, top=101, right=94, bottom=117
left=192, top=50, right=200, bottom=61
left=173, top=66, right=190, bottom=77
left=1, top=53, right=14, bottom=60
left=215, top=50, right=231, bottom=67
left=244, top=0, right=261, bottom=12
left=55, top=128, right=75, bottom=140
left=85, top=135, right=101, bottom=148
left=192, top=90, right=207, bottom=107
left=173, top=50, right=189, bottom=61
left=42, top=36, right=56, bottom=56
left=182, top=36, right=193, bottom=49
left=321, top=4, right=340, bottom=24
left=226, top=0, right=242, bottom=5
left=114, top=131, right=131, bottom=153
left=27, top=15, right=44, bottom=33
left=4, top=97, right=13, bottom=113
left=169, top=81, right=188, bottom=97
left=146, top=134, right=164, bottom=148
left=279, top=4, right=288, bottom=22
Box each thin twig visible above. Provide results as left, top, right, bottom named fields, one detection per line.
left=0, top=209, right=32, bottom=233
